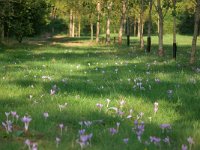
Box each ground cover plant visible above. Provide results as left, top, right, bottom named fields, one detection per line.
left=0, top=35, right=200, bottom=150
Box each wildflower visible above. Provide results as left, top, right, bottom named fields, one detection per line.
left=109, top=128, right=118, bottom=135
left=2, top=120, right=12, bottom=134
left=83, top=121, right=92, bottom=127
left=160, top=124, right=171, bottom=133
left=11, top=111, right=17, bottom=122
left=43, top=112, right=49, bottom=120
left=96, top=103, right=103, bottom=111
left=119, top=100, right=126, bottom=108
left=50, top=85, right=59, bottom=95
left=133, top=121, right=145, bottom=142
left=154, top=102, right=158, bottom=114
left=182, top=144, right=188, bottom=150
left=5, top=112, right=10, bottom=121
left=21, top=116, right=32, bottom=132
left=187, top=136, right=194, bottom=145
left=150, top=136, right=161, bottom=145
left=106, top=99, right=111, bottom=108
left=116, top=122, right=120, bottom=132
left=79, top=129, right=86, bottom=135
left=167, top=90, right=173, bottom=98
left=163, top=137, right=170, bottom=145
left=58, top=103, right=67, bottom=112
left=55, top=137, right=61, bottom=148
left=123, top=138, right=129, bottom=144
left=187, top=136, right=194, bottom=150
left=24, top=139, right=31, bottom=150
left=32, top=143, right=38, bottom=150
left=77, top=132, right=93, bottom=149
left=59, top=124, right=64, bottom=136
left=127, top=109, right=133, bottom=119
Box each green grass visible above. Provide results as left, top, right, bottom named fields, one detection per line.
left=0, top=35, right=200, bottom=150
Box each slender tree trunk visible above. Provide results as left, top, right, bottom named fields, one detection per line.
left=0, top=23, right=4, bottom=42
left=78, top=16, right=81, bottom=37
left=134, top=17, right=137, bottom=37
left=140, top=0, right=144, bottom=49
left=157, top=0, right=164, bottom=56
left=69, top=9, right=73, bottom=37
left=172, top=0, right=177, bottom=59
left=91, top=22, right=93, bottom=41
left=137, top=17, right=140, bottom=38
left=72, top=12, right=75, bottom=37
left=96, top=2, right=100, bottom=43
left=147, top=0, right=152, bottom=52
left=190, top=0, right=200, bottom=64
left=127, top=17, right=130, bottom=46
left=106, top=2, right=112, bottom=45
left=118, top=0, right=126, bottom=45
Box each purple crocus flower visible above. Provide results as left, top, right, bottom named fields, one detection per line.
left=150, top=136, right=161, bottom=145
left=2, top=120, right=12, bottom=134
left=21, top=116, right=32, bottom=132
left=123, top=138, right=129, bottom=144
left=96, top=103, right=103, bottom=111
left=182, top=144, right=188, bottom=150
left=160, top=124, right=171, bottom=133
left=79, top=129, right=86, bottom=135
left=109, top=128, right=117, bottom=135
left=163, top=137, right=170, bottom=145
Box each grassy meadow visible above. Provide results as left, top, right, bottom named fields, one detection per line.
left=0, top=35, right=200, bottom=150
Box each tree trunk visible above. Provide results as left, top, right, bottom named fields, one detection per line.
left=91, top=22, right=93, bottom=41
left=118, top=0, right=126, bottom=45
left=72, top=12, right=75, bottom=37
left=140, top=0, right=144, bottom=49
left=137, top=17, right=140, bottom=38
left=172, top=0, right=177, bottom=59
left=134, top=17, right=137, bottom=37
left=157, top=0, right=164, bottom=56
left=78, top=16, right=81, bottom=37
left=96, top=2, right=100, bottom=43
left=127, top=17, right=130, bottom=46
left=147, top=0, right=152, bottom=52
left=106, top=2, right=112, bottom=45
left=190, top=0, right=200, bottom=64
left=69, top=9, right=73, bottom=37
left=0, top=23, right=4, bottom=42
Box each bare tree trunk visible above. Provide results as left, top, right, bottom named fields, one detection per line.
left=106, top=2, right=112, bottom=45
left=137, top=17, right=140, bottom=38
left=0, top=23, right=4, bottom=42
left=140, top=0, right=144, bottom=49
left=157, top=0, right=164, bottom=56
left=118, top=0, right=126, bottom=45
left=72, top=12, right=75, bottom=37
left=91, top=23, right=93, bottom=41
left=190, top=0, right=200, bottom=64
left=78, top=16, right=81, bottom=37
left=147, top=0, right=152, bottom=52
left=69, top=9, right=73, bottom=37
left=96, top=2, right=100, bottom=43
left=134, top=17, right=137, bottom=37
left=172, top=0, right=177, bottom=59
